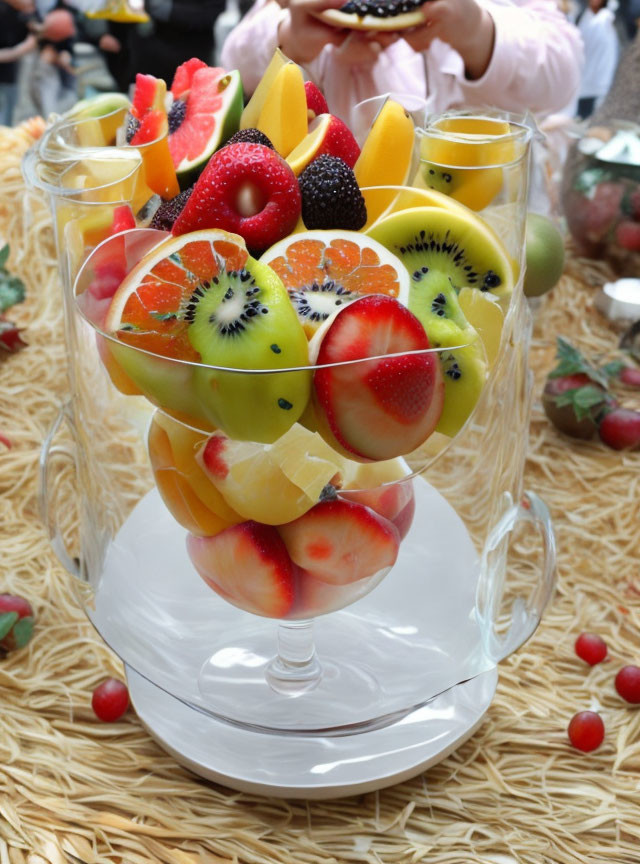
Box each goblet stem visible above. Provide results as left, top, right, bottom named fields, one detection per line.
left=265, top=619, right=322, bottom=696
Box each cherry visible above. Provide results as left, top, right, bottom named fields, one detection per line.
left=599, top=408, right=640, bottom=451
left=568, top=711, right=605, bottom=752
left=574, top=632, right=608, bottom=666
left=614, top=665, right=640, bottom=704
left=91, top=677, right=130, bottom=722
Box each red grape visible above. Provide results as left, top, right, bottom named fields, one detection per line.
left=568, top=711, right=605, bottom=752
left=614, top=665, right=640, bottom=704
left=574, top=632, right=608, bottom=666
left=91, top=677, right=130, bottom=722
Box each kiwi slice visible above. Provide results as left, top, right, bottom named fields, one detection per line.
left=368, top=206, right=512, bottom=300
left=186, top=258, right=312, bottom=443
left=406, top=271, right=487, bottom=438
left=288, top=280, right=358, bottom=336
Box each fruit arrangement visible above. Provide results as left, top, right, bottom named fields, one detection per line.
left=69, top=52, right=518, bottom=620
left=543, top=338, right=640, bottom=451
left=563, top=127, right=640, bottom=278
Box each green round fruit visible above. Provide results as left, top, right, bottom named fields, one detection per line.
left=523, top=213, right=565, bottom=298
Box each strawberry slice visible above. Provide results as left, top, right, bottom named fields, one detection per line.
left=186, top=522, right=295, bottom=618
left=278, top=498, right=399, bottom=585
left=312, top=295, right=444, bottom=461
left=340, top=479, right=414, bottom=539
left=304, top=81, right=329, bottom=121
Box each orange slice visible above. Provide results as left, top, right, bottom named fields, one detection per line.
left=261, top=229, right=409, bottom=338
left=105, top=228, right=250, bottom=360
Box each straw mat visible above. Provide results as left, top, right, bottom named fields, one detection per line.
left=0, top=124, right=639, bottom=864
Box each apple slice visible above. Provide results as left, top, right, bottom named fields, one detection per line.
left=186, top=522, right=295, bottom=618
left=278, top=498, right=399, bottom=585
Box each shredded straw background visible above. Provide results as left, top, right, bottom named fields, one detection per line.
left=1, top=124, right=639, bottom=864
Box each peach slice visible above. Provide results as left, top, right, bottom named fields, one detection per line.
left=148, top=413, right=240, bottom=536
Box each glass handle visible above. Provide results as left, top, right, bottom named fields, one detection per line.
left=477, top=490, right=556, bottom=664
left=39, top=402, right=81, bottom=580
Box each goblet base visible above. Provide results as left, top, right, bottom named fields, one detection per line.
left=129, top=663, right=498, bottom=798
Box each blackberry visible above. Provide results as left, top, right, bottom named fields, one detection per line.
left=125, top=113, right=140, bottom=144
left=168, top=99, right=187, bottom=134
left=150, top=187, right=193, bottom=231
left=224, top=128, right=274, bottom=149
left=340, top=0, right=422, bottom=15
left=298, top=156, right=367, bottom=231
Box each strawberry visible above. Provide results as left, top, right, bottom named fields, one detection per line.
left=619, top=366, right=640, bottom=388
left=583, top=181, right=625, bottom=243
left=314, top=115, right=360, bottom=168
left=0, top=594, right=34, bottom=653
left=278, top=498, right=400, bottom=585
left=542, top=373, right=610, bottom=439
left=615, top=220, right=640, bottom=251
left=304, top=81, right=329, bottom=121
left=172, top=143, right=301, bottom=254
left=312, top=295, right=444, bottom=461
left=186, top=522, right=295, bottom=618
left=599, top=408, right=640, bottom=451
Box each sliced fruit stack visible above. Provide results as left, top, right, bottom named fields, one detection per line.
left=71, top=50, right=519, bottom=622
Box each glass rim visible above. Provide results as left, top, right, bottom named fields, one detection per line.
left=74, top=229, right=481, bottom=374
left=78, top=298, right=474, bottom=373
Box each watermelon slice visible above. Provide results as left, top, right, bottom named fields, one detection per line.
left=167, top=61, right=243, bottom=188
left=127, top=73, right=169, bottom=144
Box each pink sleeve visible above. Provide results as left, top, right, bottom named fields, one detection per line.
left=459, top=0, right=584, bottom=115
left=221, top=0, right=287, bottom=95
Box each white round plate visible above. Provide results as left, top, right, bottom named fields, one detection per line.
left=127, top=663, right=498, bottom=799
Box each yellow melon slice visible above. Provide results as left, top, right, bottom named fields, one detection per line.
left=354, top=99, right=415, bottom=228
left=240, top=48, right=289, bottom=130
left=257, top=63, right=308, bottom=158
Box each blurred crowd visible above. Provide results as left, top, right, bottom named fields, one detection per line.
left=0, top=0, right=638, bottom=127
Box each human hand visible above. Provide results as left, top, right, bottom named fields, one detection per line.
left=403, top=0, right=495, bottom=80
left=333, top=29, right=399, bottom=66
left=277, top=0, right=349, bottom=65
left=99, top=33, right=122, bottom=53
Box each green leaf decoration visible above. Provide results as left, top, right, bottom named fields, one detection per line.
left=555, top=384, right=608, bottom=422
left=0, top=611, right=18, bottom=640
left=0, top=244, right=9, bottom=268
left=12, top=617, right=34, bottom=648
left=0, top=274, right=26, bottom=314
left=601, top=360, right=625, bottom=379
left=548, top=337, right=610, bottom=388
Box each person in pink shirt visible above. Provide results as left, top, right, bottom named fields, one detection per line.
left=221, top=0, right=584, bottom=129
